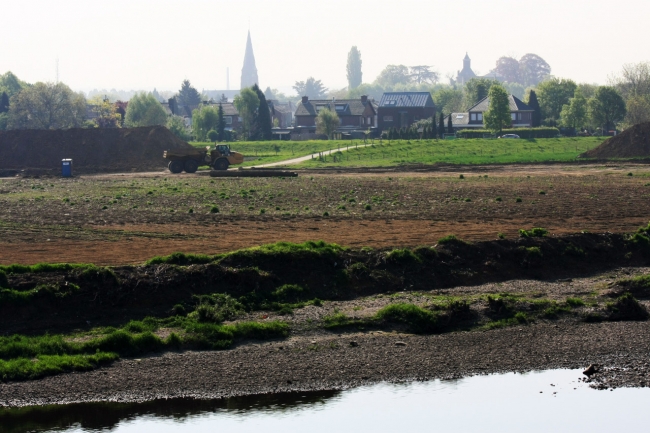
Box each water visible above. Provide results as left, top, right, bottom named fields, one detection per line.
left=2, top=369, right=648, bottom=433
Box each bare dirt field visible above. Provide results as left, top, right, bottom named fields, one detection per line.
left=1, top=162, right=649, bottom=265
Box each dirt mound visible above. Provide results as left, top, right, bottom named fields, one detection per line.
left=582, top=122, right=650, bottom=158
left=0, top=126, right=193, bottom=174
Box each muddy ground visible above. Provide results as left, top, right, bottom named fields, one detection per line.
left=1, top=162, right=650, bottom=265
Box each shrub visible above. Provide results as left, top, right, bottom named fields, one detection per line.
left=171, top=304, right=187, bottom=316
left=456, top=127, right=560, bottom=139
left=566, top=298, right=585, bottom=307
left=193, top=293, right=244, bottom=323
left=607, top=293, right=649, bottom=321
left=519, top=227, right=548, bottom=238
left=515, top=197, right=522, bottom=203
left=374, top=303, right=439, bottom=333
left=437, top=234, right=466, bottom=245
left=273, top=284, right=305, bottom=302
left=210, top=206, right=219, bottom=213
left=364, top=204, right=372, bottom=210
left=0, top=270, right=7, bottom=288
left=386, top=248, right=421, bottom=264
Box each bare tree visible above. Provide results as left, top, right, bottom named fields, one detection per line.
left=409, top=66, right=440, bottom=84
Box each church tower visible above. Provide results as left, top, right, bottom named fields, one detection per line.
left=240, top=31, right=259, bottom=89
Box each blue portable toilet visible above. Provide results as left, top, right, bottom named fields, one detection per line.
left=61, top=159, right=73, bottom=177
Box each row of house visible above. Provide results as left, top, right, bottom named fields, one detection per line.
left=92, top=90, right=533, bottom=139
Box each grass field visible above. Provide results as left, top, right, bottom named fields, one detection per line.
left=191, top=137, right=606, bottom=168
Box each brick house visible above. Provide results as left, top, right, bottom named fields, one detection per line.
left=377, top=92, right=436, bottom=131
left=294, top=96, right=378, bottom=131
left=447, top=95, right=533, bottom=130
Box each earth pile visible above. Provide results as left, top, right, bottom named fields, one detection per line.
left=582, top=122, right=650, bottom=158
left=0, top=126, right=193, bottom=174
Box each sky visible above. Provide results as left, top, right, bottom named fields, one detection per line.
left=2, top=0, right=649, bottom=95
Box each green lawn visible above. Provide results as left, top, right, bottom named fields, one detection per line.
left=191, top=140, right=349, bottom=167
left=192, top=137, right=606, bottom=168
left=294, top=137, right=605, bottom=168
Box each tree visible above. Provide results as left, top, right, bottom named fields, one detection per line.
left=217, top=103, right=226, bottom=142
left=409, top=66, right=439, bottom=84
left=347, top=46, right=363, bottom=90
left=233, top=87, right=260, bottom=139
left=374, top=65, right=411, bottom=88
left=191, top=106, right=219, bottom=141
left=611, top=62, right=650, bottom=101
left=431, top=114, right=437, bottom=139
left=431, top=87, right=464, bottom=115
left=252, top=84, right=272, bottom=140
left=447, top=114, right=453, bottom=134
left=0, top=71, right=27, bottom=98
left=536, top=78, right=577, bottom=124
left=166, top=115, right=191, bottom=141
left=588, top=86, right=626, bottom=132
left=464, top=78, right=498, bottom=106
left=495, top=56, right=521, bottom=83
left=438, top=112, right=445, bottom=138
left=124, top=92, right=167, bottom=128
left=560, top=89, right=587, bottom=129
left=207, top=130, right=218, bottom=143
left=527, top=90, right=542, bottom=127
left=519, top=54, right=551, bottom=86
left=8, top=82, right=86, bottom=129
left=293, top=77, right=328, bottom=99
left=484, top=84, right=512, bottom=134
left=0, top=92, right=9, bottom=113
left=315, top=108, right=339, bottom=139
left=624, top=96, right=650, bottom=127
left=89, top=95, right=120, bottom=128
left=177, top=79, right=202, bottom=106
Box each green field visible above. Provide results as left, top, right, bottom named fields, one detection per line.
left=192, top=137, right=606, bottom=168
left=191, top=140, right=338, bottom=167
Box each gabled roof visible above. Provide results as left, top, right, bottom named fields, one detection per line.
left=378, top=92, right=434, bottom=108
left=448, top=112, right=470, bottom=126
left=295, top=99, right=375, bottom=117
left=469, top=95, right=532, bottom=112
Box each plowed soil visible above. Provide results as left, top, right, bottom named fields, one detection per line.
left=1, top=163, right=650, bottom=265
left=0, top=126, right=192, bottom=173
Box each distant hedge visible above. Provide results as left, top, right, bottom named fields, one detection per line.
left=457, top=127, right=561, bottom=139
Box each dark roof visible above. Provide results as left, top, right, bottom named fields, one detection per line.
left=295, top=98, right=375, bottom=117
left=469, top=95, right=532, bottom=112
left=378, top=92, right=434, bottom=108
left=448, top=112, right=470, bottom=126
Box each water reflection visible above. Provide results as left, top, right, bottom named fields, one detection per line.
left=0, top=391, right=339, bottom=433
left=1, top=369, right=648, bottom=433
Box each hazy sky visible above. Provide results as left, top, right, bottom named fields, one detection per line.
left=2, top=0, right=649, bottom=94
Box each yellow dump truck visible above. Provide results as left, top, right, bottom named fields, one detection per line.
left=163, top=145, right=244, bottom=173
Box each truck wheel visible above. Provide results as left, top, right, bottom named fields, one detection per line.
left=168, top=160, right=183, bottom=174
left=214, top=158, right=229, bottom=171
left=184, top=159, right=199, bottom=173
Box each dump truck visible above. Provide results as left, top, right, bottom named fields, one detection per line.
left=163, top=145, right=244, bottom=173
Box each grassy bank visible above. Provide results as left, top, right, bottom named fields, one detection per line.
left=192, top=137, right=605, bottom=168
left=294, top=137, right=605, bottom=168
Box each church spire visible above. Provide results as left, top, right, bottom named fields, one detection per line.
left=241, top=31, right=259, bottom=89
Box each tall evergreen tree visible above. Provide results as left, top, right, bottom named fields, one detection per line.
left=177, top=79, right=202, bottom=106
left=346, top=46, right=363, bottom=89
left=438, top=112, right=445, bottom=138
left=0, top=92, right=9, bottom=113
left=447, top=114, right=453, bottom=134
left=217, top=103, right=226, bottom=142
left=252, top=84, right=273, bottom=140
left=431, top=115, right=437, bottom=139
left=528, top=90, right=542, bottom=127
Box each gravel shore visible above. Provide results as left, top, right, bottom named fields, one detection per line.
left=1, top=320, right=648, bottom=408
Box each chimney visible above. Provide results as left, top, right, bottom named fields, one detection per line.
left=302, top=96, right=309, bottom=104
left=361, top=95, right=368, bottom=103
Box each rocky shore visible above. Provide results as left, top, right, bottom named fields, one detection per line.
left=1, top=319, right=648, bottom=408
